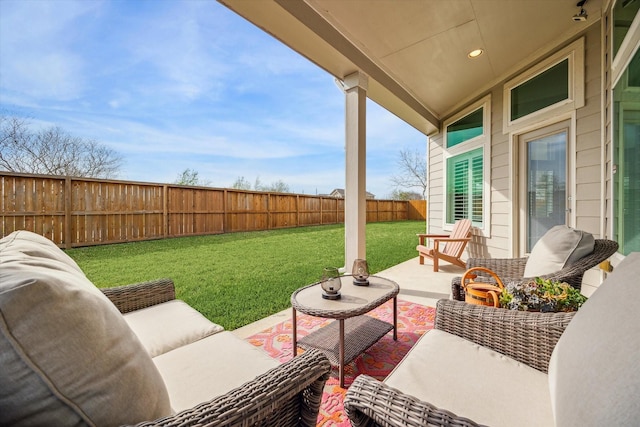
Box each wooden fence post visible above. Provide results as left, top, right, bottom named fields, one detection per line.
left=267, top=193, right=271, bottom=230
left=223, top=189, right=228, bottom=233
left=64, top=176, right=72, bottom=249
left=163, top=185, right=168, bottom=238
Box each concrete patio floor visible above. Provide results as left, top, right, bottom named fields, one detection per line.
left=232, top=256, right=464, bottom=339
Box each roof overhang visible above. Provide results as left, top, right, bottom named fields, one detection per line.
left=218, top=0, right=604, bottom=137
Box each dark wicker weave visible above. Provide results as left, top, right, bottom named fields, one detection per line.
left=131, top=348, right=331, bottom=427
left=101, top=278, right=176, bottom=313
left=343, top=299, right=577, bottom=427
left=451, top=239, right=619, bottom=301
left=101, top=279, right=331, bottom=427
left=434, top=299, right=574, bottom=372
left=345, top=375, right=482, bottom=427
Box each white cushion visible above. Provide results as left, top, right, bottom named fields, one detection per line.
left=385, top=329, right=553, bottom=427
left=153, top=331, right=280, bottom=412
left=0, top=230, right=171, bottom=425
left=124, top=299, right=224, bottom=357
left=548, top=252, right=640, bottom=426
left=523, top=225, right=594, bottom=277
left=0, top=230, right=84, bottom=275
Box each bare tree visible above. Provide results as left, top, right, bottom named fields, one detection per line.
left=232, top=175, right=291, bottom=193
left=0, top=115, right=122, bottom=178
left=388, top=189, right=423, bottom=200
left=175, top=168, right=211, bottom=186
left=231, top=176, right=252, bottom=190
left=254, top=176, right=263, bottom=191
left=390, top=148, right=427, bottom=199
left=263, top=179, right=290, bottom=193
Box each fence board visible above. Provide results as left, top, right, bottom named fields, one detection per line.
left=1, top=172, right=425, bottom=247
left=408, top=200, right=426, bottom=220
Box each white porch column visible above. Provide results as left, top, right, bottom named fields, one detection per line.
left=342, top=71, right=368, bottom=271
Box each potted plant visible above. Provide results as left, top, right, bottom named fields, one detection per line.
left=499, top=277, right=588, bottom=312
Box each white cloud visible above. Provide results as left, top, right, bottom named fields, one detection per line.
left=121, top=15, right=229, bottom=102
left=0, top=0, right=426, bottom=199
left=0, top=0, right=104, bottom=100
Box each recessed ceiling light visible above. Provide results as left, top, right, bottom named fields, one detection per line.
left=468, top=49, right=483, bottom=58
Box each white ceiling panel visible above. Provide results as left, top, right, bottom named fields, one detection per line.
left=220, top=0, right=604, bottom=134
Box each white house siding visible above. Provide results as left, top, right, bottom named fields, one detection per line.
left=575, top=25, right=605, bottom=293
left=426, top=138, right=445, bottom=230
left=487, top=86, right=511, bottom=259
left=428, top=23, right=606, bottom=290
left=576, top=26, right=603, bottom=238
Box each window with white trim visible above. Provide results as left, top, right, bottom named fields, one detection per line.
left=443, top=96, right=490, bottom=230
left=510, top=58, right=569, bottom=121
left=503, top=38, right=584, bottom=134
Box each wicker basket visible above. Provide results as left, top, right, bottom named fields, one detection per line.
left=462, top=267, right=504, bottom=307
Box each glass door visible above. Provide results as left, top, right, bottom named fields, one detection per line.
left=615, top=107, right=640, bottom=255
left=519, top=121, right=570, bottom=252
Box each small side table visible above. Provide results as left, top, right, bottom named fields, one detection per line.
left=291, top=275, right=399, bottom=387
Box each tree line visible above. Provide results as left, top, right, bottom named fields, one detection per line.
left=174, top=169, right=291, bottom=193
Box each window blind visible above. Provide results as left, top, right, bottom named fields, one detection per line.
left=447, top=148, right=483, bottom=226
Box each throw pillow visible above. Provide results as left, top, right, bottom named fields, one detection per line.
left=0, top=231, right=172, bottom=426
left=548, top=252, right=640, bottom=425
left=523, top=225, right=594, bottom=278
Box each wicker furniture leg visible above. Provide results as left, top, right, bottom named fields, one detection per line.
left=339, top=319, right=345, bottom=387
left=292, top=307, right=298, bottom=357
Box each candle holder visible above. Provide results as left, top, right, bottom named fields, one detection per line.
left=320, top=267, right=342, bottom=299
left=352, top=258, right=370, bottom=286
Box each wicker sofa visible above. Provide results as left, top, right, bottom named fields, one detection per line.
left=0, top=230, right=330, bottom=426
left=344, top=251, right=640, bottom=426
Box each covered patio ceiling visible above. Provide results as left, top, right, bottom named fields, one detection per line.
left=219, top=0, right=603, bottom=136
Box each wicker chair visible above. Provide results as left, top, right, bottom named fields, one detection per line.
left=451, top=239, right=619, bottom=301
left=344, top=299, right=575, bottom=426
left=101, top=279, right=331, bottom=427
left=344, top=252, right=640, bottom=426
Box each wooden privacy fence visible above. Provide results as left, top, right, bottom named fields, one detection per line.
left=0, top=172, right=426, bottom=248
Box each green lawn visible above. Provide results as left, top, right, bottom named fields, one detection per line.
left=66, top=221, right=424, bottom=330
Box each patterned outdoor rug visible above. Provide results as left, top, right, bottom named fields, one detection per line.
left=246, top=299, right=435, bottom=426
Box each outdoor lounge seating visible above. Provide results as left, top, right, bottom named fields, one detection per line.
left=416, top=218, right=472, bottom=272
left=344, top=251, right=640, bottom=426
left=0, top=230, right=331, bottom=426
left=451, top=226, right=619, bottom=301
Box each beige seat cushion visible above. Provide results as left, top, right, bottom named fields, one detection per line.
left=523, top=225, right=594, bottom=277
left=385, top=329, right=553, bottom=427
left=548, top=252, right=640, bottom=426
left=153, top=331, right=280, bottom=412
left=0, top=230, right=171, bottom=426
left=124, top=299, right=224, bottom=357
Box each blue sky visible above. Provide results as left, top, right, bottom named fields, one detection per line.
left=0, top=0, right=425, bottom=198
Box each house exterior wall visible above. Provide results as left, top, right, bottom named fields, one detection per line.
left=602, top=7, right=613, bottom=262
left=598, top=1, right=639, bottom=289
left=577, top=26, right=604, bottom=236
left=428, top=23, right=606, bottom=290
